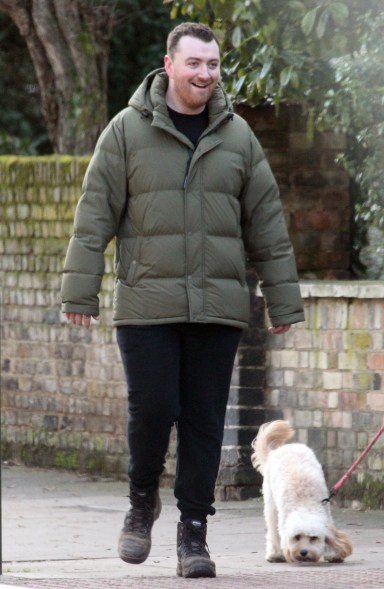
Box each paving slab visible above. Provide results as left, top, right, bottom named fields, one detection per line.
left=1, top=465, right=384, bottom=588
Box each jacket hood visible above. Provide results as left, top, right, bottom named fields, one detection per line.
left=128, top=68, right=233, bottom=121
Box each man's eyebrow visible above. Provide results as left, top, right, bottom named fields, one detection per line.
left=185, top=56, right=220, bottom=62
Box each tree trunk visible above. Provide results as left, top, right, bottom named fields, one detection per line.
left=0, top=0, right=114, bottom=154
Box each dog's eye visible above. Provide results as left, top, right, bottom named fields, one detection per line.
left=294, top=534, right=301, bottom=541
left=310, top=536, right=319, bottom=543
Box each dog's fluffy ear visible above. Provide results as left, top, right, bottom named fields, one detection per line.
left=325, top=527, right=353, bottom=562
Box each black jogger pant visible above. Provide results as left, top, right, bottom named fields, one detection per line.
left=116, top=323, right=242, bottom=522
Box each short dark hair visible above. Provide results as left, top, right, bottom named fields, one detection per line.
left=166, top=22, right=219, bottom=57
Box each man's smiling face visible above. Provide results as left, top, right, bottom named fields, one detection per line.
left=164, top=35, right=221, bottom=115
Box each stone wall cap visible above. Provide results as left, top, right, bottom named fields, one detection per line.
left=256, top=280, right=384, bottom=299
left=299, top=280, right=384, bottom=299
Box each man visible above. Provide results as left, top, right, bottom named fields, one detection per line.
left=61, top=22, right=304, bottom=578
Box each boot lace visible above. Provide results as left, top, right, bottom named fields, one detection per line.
left=184, top=521, right=210, bottom=556
left=124, top=492, right=155, bottom=534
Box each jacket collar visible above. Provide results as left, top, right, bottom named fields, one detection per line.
left=128, top=69, right=233, bottom=130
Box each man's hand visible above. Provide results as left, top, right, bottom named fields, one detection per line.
left=65, top=313, right=99, bottom=329
left=268, top=324, right=291, bottom=335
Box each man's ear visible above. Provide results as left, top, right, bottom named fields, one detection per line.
left=164, top=55, right=172, bottom=77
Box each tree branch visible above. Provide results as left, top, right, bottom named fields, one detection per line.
left=0, top=0, right=113, bottom=153
left=32, top=0, right=74, bottom=89
left=0, top=0, right=59, bottom=147
left=53, top=0, right=98, bottom=86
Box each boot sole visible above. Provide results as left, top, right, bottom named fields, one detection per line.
left=177, top=560, right=216, bottom=578
left=119, top=552, right=149, bottom=565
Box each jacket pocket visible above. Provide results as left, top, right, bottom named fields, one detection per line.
left=126, top=237, right=141, bottom=286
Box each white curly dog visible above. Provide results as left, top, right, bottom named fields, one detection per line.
left=251, top=420, right=353, bottom=564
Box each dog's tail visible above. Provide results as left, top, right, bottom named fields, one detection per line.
left=251, top=420, right=294, bottom=474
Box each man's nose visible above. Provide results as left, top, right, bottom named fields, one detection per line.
left=196, top=65, right=211, bottom=79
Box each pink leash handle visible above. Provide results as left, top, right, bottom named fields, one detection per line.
left=322, top=423, right=384, bottom=504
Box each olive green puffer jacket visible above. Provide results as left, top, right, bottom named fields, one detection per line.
left=61, top=69, right=304, bottom=329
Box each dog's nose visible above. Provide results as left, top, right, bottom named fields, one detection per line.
left=300, top=550, right=308, bottom=557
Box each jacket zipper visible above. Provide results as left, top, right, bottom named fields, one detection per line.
left=183, top=113, right=233, bottom=190
left=183, top=149, right=193, bottom=318
left=183, top=149, right=193, bottom=189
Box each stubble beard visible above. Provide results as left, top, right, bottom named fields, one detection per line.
left=179, top=80, right=216, bottom=113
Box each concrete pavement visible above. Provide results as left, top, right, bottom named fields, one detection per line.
left=1, top=464, right=384, bottom=588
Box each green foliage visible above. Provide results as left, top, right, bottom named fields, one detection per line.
left=317, top=10, right=384, bottom=275
left=318, top=12, right=384, bottom=233
left=167, top=0, right=380, bottom=111
left=107, top=0, right=176, bottom=117
left=0, top=14, right=50, bottom=155
left=336, top=474, right=384, bottom=510
left=3, top=440, right=125, bottom=476
left=167, top=0, right=384, bottom=275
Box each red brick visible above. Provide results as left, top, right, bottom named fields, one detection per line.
left=367, top=353, right=384, bottom=370
left=308, top=209, right=339, bottom=230
left=339, top=391, right=367, bottom=411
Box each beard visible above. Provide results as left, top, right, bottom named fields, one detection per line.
left=171, top=77, right=217, bottom=113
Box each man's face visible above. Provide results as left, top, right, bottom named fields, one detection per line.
left=164, top=35, right=220, bottom=115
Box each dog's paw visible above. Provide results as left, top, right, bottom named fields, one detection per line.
left=266, top=553, right=286, bottom=563
left=325, top=556, right=344, bottom=563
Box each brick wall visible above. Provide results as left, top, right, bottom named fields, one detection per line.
left=0, top=157, right=128, bottom=476
left=236, top=104, right=351, bottom=279
left=262, top=281, right=384, bottom=508
left=0, top=107, right=382, bottom=507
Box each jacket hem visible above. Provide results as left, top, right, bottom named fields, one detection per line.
left=112, top=316, right=248, bottom=329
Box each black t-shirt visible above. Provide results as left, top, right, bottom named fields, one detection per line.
left=168, top=106, right=209, bottom=147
